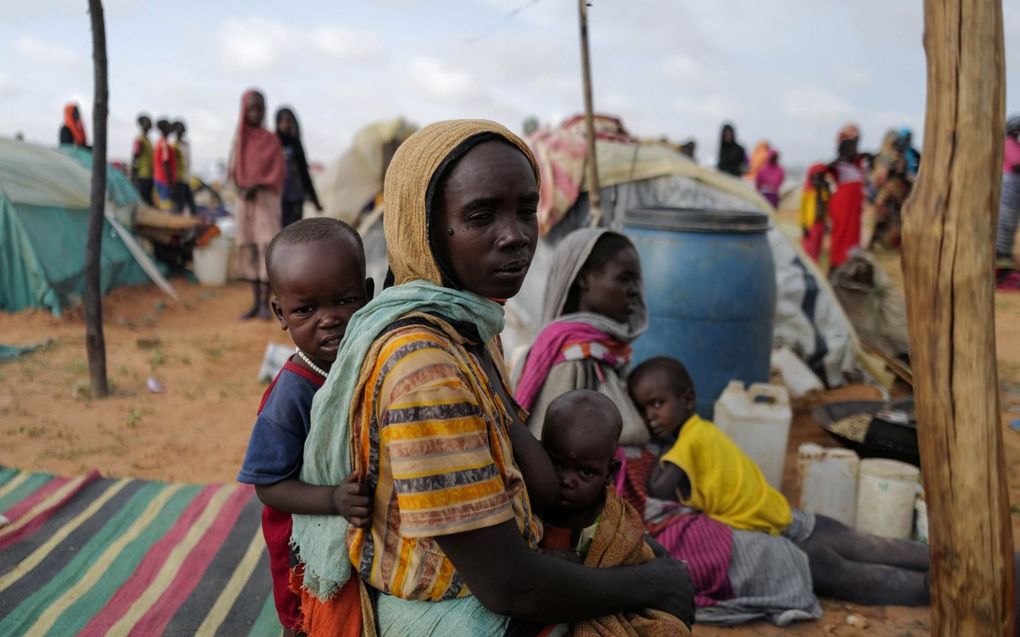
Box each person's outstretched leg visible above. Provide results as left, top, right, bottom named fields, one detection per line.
left=804, top=542, right=929, bottom=605
left=805, top=514, right=929, bottom=571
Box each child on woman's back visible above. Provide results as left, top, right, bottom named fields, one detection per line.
left=538, top=389, right=692, bottom=635
left=627, top=357, right=932, bottom=606
left=237, top=217, right=373, bottom=636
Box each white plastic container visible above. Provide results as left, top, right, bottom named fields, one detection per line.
left=796, top=443, right=860, bottom=527
left=855, top=458, right=920, bottom=539
left=771, top=347, right=824, bottom=399
left=192, top=236, right=231, bottom=286
left=714, top=381, right=792, bottom=489
left=257, top=342, right=295, bottom=384
left=914, top=485, right=928, bottom=543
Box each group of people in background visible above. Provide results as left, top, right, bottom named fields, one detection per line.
left=799, top=123, right=919, bottom=270
left=715, top=120, right=921, bottom=273
left=130, top=114, right=194, bottom=214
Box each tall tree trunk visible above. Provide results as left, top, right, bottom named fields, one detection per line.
left=901, top=0, right=1013, bottom=634
left=85, top=0, right=109, bottom=399
left=577, top=0, right=602, bottom=225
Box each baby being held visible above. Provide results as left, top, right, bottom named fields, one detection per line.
left=540, top=389, right=692, bottom=634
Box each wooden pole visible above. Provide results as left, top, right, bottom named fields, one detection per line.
left=85, top=0, right=109, bottom=399
left=577, top=0, right=602, bottom=226
left=901, top=0, right=1013, bottom=634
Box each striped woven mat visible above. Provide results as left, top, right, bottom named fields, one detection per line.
left=0, top=467, right=281, bottom=636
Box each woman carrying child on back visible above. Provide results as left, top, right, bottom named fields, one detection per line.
left=291, top=120, right=693, bottom=636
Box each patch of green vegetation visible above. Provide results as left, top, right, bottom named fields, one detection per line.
left=41, top=443, right=124, bottom=462
left=65, top=358, right=87, bottom=374
left=5, top=425, right=48, bottom=437
left=71, top=378, right=91, bottom=401
left=126, top=408, right=143, bottom=428
left=150, top=348, right=166, bottom=367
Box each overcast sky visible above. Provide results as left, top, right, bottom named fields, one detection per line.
left=3, top=0, right=1020, bottom=176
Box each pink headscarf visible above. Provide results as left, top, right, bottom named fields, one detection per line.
left=232, top=89, right=285, bottom=192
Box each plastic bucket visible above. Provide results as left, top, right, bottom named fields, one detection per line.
left=193, top=237, right=231, bottom=287
left=797, top=444, right=860, bottom=527
left=855, top=458, right=920, bottom=539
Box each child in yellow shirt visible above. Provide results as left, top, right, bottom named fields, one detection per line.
left=628, top=356, right=933, bottom=606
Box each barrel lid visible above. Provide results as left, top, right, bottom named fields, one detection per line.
left=626, top=206, right=771, bottom=234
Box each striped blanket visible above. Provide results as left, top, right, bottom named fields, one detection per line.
left=0, top=467, right=280, bottom=636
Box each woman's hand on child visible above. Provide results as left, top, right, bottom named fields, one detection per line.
left=646, top=556, right=696, bottom=628
left=333, top=473, right=372, bottom=528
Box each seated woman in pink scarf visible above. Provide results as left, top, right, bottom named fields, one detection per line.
left=515, top=228, right=650, bottom=445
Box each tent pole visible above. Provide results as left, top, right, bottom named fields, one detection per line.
left=901, top=0, right=1014, bottom=633
left=85, top=0, right=109, bottom=399
left=577, top=0, right=602, bottom=226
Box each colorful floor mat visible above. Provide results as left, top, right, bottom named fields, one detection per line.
left=0, top=467, right=281, bottom=636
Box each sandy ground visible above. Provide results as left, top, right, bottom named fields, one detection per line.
left=4, top=258, right=1020, bottom=635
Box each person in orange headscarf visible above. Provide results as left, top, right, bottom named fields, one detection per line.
left=229, top=88, right=285, bottom=320
left=745, top=141, right=771, bottom=184
left=59, top=103, right=88, bottom=148
left=826, top=124, right=867, bottom=269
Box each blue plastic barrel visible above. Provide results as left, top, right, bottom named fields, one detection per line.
left=624, top=207, right=777, bottom=418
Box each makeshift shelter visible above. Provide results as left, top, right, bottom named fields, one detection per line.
left=0, top=138, right=152, bottom=315
left=314, top=117, right=417, bottom=225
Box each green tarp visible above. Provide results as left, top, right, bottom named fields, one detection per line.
left=0, top=139, right=150, bottom=315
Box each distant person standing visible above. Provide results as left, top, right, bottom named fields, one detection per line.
left=131, top=114, right=155, bottom=205
left=755, top=149, right=785, bottom=208
left=153, top=119, right=178, bottom=210
left=827, top=124, right=867, bottom=269
left=996, top=116, right=1020, bottom=261
left=800, top=163, right=831, bottom=261
left=172, top=120, right=195, bottom=215
left=679, top=138, right=697, bottom=161
left=716, top=123, right=747, bottom=177
left=746, top=140, right=771, bottom=183
left=897, top=128, right=920, bottom=179
left=274, top=107, right=322, bottom=227
left=230, top=89, right=284, bottom=320
left=59, top=103, right=88, bottom=148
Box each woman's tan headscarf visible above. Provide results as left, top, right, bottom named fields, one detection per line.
left=382, top=119, right=539, bottom=287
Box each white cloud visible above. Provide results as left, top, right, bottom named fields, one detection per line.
left=218, top=17, right=385, bottom=74
left=0, top=72, right=14, bottom=97
left=219, top=17, right=290, bottom=73
left=780, top=87, right=856, bottom=123
left=663, top=55, right=701, bottom=84
left=310, top=26, right=386, bottom=62
left=405, top=57, right=483, bottom=102
left=15, top=36, right=81, bottom=67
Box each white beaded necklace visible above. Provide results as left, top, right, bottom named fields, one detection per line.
left=295, top=349, right=328, bottom=378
